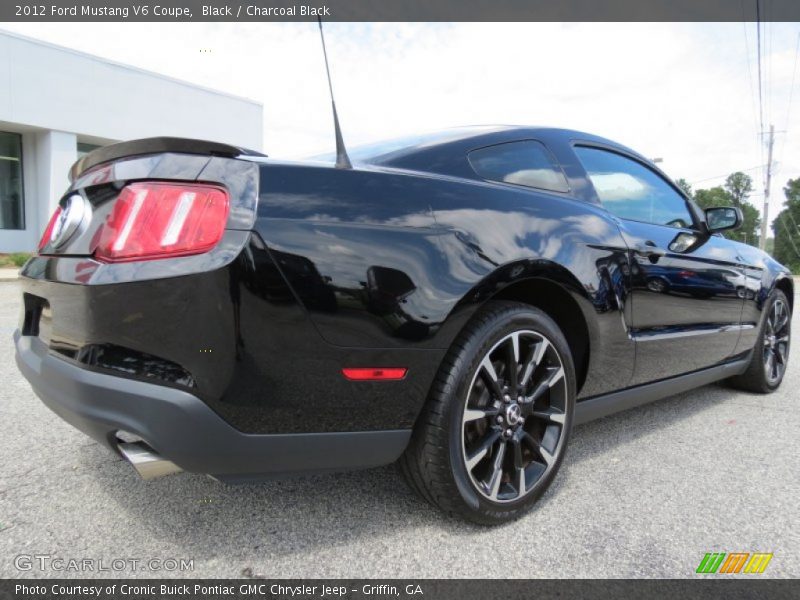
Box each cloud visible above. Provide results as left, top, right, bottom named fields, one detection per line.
left=2, top=21, right=798, bottom=213
left=588, top=173, right=651, bottom=202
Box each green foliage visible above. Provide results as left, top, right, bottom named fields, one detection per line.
left=693, top=186, right=729, bottom=209
left=9, top=253, right=29, bottom=267
left=0, top=253, right=31, bottom=268
left=772, top=177, right=800, bottom=273
left=675, top=178, right=693, bottom=197
left=724, top=172, right=754, bottom=206
left=691, top=173, right=761, bottom=246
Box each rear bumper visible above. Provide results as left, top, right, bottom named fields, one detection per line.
left=14, top=332, right=411, bottom=480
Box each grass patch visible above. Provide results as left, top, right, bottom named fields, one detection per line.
left=0, top=253, right=32, bottom=268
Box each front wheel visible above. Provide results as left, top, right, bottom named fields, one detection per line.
left=728, top=289, right=792, bottom=393
left=399, top=301, right=575, bottom=524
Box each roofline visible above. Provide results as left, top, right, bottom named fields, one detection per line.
left=0, top=28, right=263, bottom=108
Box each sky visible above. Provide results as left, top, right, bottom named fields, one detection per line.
left=2, top=21, right=799, bottom=218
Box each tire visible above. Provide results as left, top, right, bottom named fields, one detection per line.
left=399, top=301, right=576, bottom=524
left=728, top=289, right=792, bottom=393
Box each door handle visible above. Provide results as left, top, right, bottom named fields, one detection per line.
left=634, top=240, right=665, bottom=263
left=635, top=241, right=665, bottom=257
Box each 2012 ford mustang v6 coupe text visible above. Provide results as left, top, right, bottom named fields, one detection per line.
left=14, top=127, right=793, bottom=524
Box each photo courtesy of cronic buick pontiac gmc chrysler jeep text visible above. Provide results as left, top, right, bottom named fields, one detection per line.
left=14, top=127, right=793, bottom=524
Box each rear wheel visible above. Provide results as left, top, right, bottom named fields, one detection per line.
left=399, top=301, right=575, bottom=524
left=728, top=289, right=791, bottom=393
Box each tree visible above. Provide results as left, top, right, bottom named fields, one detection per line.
left=693, top=184, right=761, bottom=246
left=675, top=178, right=693, bottom=198
left=772, top=177, right=800, bottom=273
left=693, top=186, right=729, bottom=209
left=724, top=172, right=754, bottom=207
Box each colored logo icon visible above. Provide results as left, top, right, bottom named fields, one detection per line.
left=696, top=552, right=773, bottom=574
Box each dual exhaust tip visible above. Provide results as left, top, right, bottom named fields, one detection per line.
left=117, top=440, right=182, bottom=480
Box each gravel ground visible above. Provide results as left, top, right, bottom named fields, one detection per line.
left=0, top=279, right=797, bottom=579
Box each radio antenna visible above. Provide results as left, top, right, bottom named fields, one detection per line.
left=317, top=17, right=351, bottom=169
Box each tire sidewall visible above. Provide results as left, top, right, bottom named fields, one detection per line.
left=444, top=305, right=576, bottom=520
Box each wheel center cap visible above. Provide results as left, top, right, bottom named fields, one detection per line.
left=505, top=403, right=522, bottom=426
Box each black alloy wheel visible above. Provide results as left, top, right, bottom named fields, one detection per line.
left=763, top=295, right=791, bottom=386
left=400, top=301, right=575, bottom=524
left=729, top=288, right=792, bottom=393
left=461, top=330, right=568, bottom=503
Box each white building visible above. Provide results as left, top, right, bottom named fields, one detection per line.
left=0, top=30, right=263, bottom=252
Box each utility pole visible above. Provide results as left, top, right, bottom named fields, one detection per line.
left=760, top=124, right=774, bottom=251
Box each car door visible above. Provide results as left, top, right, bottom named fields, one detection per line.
left=573, top=144, right=746, bottom=385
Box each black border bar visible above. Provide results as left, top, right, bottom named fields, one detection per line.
left=3, top=580, right=800, bottom=600
left=3, top=0, right=800, bottom=22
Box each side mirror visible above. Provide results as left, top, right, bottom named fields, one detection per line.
left=705, top=206, right=742, bottom=233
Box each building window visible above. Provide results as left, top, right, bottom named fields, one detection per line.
left=0, top=132, right=24, bottom=230
left=77, top=142, right=102, bottom=160
left=468, top=140, right=570, bottom=193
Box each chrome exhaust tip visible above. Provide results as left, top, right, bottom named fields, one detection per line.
left=118, top=441, right=183, bottom=480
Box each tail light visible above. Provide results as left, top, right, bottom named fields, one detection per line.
left=94, top=182, right=229, bottom=262
left=38, top=207, right=63, bottom=251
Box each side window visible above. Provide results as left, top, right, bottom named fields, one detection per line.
left=574, top=146, right=694, bottom=229
left=468, top=140, right=569, bottom=193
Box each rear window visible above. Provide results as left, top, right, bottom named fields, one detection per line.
left=468, top=140, right=569, bottom=193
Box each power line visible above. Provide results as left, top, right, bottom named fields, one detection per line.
left=756, top=1, right=765, bottom=136
left=689, top=165, right=765, bottom=185
left=785, top=205, right=800, bottom=236
left=784, top=32, right=799, bottom=133
left=740, top=5, right=761, bottom=142
left=775, top=32, right=800, bottom=179
left=777, top=214, right=800, bottom=260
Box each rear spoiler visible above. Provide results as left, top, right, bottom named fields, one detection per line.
left=69, top=136, right=266, bottom=182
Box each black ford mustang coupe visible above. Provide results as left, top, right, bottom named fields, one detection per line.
left=14, top=127, right=793, bottom=524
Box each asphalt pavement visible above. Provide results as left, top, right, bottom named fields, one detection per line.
left=0, top=279, right=797, bottom=578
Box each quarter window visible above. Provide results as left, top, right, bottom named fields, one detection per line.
left=468, top=140, right=569, bottom=193
left=0, top=132, right=24, bottom=230
left=574, top=146, right=694, bottom=229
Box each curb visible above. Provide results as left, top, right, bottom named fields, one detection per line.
left=0, top=269, right=20, bottom=282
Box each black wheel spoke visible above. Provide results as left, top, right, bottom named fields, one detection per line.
left=529, top=407, right=566, bottom=425
left=505, top=333, right=520, bottom=397
left=521, top=432, right=555, bottom=467
left=522, top=365, right=566, bottom=412
left=486, top=441, right=507, bottom=500
left=519, top=338, right=549, bottom=392
left=465, top=429, right=501, bottom=471
left=775, top=347, right=786, bottom=366
left=775, top=309, right=789, bottom=333
left=512, top=436, right=524, bottom=470
left=479, top=357, right=504, bottom=400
